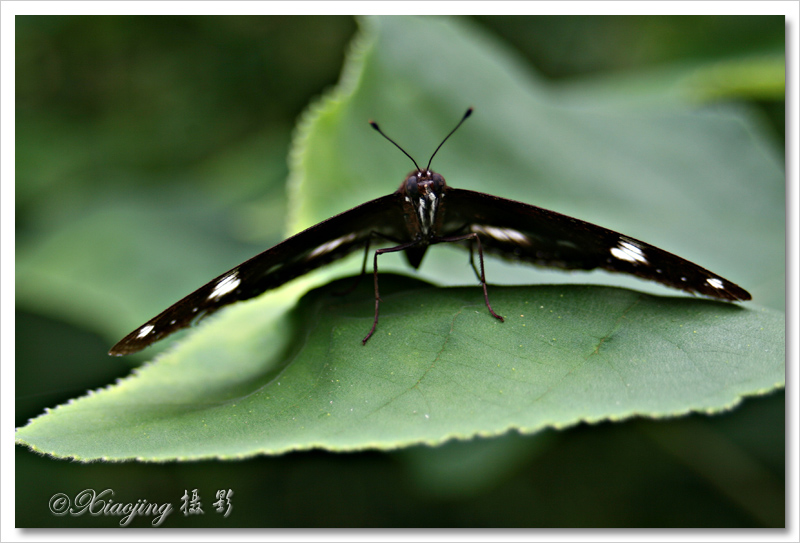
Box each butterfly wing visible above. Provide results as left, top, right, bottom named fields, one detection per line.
left=441, top=188, right=751, bottom=302
left=110, top=193, right=408, bottom=355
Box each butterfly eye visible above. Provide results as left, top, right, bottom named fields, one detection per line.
left=406, top=175, right=419, bottom=196
left=433, top=174, right=446, bottom=192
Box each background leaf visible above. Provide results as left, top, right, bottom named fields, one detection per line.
left=15, top=14, right=785, bottom=527
left=290, top=16, right=783, bottom=310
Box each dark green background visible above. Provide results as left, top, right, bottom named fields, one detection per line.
left=16, top=16, right=784, bottom=527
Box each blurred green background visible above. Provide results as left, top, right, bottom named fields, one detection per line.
left=16, top=15, right=784, bottom=527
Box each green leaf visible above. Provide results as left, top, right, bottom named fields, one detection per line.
left=15, top=275, right=785, bottom=460
left=16, top=16, right=784, bottom=461
left=683, top=53, right=786, bottom=102
left=555, top=51, right=786, bottom=106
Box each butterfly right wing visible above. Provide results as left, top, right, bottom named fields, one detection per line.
left=441, top=188, right=751, bottom=302
left=110, top=193, right=408, bottom=355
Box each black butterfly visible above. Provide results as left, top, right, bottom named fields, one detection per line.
left=109, top=108, right=750, bottom=356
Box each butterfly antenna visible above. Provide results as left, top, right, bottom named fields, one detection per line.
left=426, top=107, right=473, bottom=170
left=369, top=119, right=421, bottom=171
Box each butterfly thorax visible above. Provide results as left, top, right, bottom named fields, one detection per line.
left=398, top=169, right=447, bottom=239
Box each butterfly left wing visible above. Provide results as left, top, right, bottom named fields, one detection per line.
left=441, top=188, right=751, bottom=302
left=110, top=193, right=408, bottom=355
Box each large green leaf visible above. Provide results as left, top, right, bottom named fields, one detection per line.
left=16, top=16, right=784, bottom=461
left=16, top=275, right=784, bottom=460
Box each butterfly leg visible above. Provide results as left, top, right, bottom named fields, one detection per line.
left=466, top=240, right=482, bottom=282
left=435, top=232, right=505, bottom=323
left=363, top=239, right=421, bottom=345
left=334, top=231, right=403, bottom=296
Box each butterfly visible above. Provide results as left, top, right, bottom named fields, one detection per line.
left=109, top=108, right=750, bottom=356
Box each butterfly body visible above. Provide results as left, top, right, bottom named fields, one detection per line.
left=396, top=169, right=448, bottom=268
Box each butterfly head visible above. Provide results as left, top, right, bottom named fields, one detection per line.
left=401, top=169, right=447, bottom=199
left=400, top=170, right=447, bottom=236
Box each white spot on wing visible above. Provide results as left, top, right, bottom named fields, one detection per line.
left=556, top=239, right=579, bottom=249
left=472, top=225, right=531, bottom=246
left=706, top=277, right=724, bottom=290
left=610, top=238, right=648, bottom=264
left=137, top=324, right=155, bottom=338
left=307, top=233, right=358, bottom=259
left=207, top=270, right=241, bottom=300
